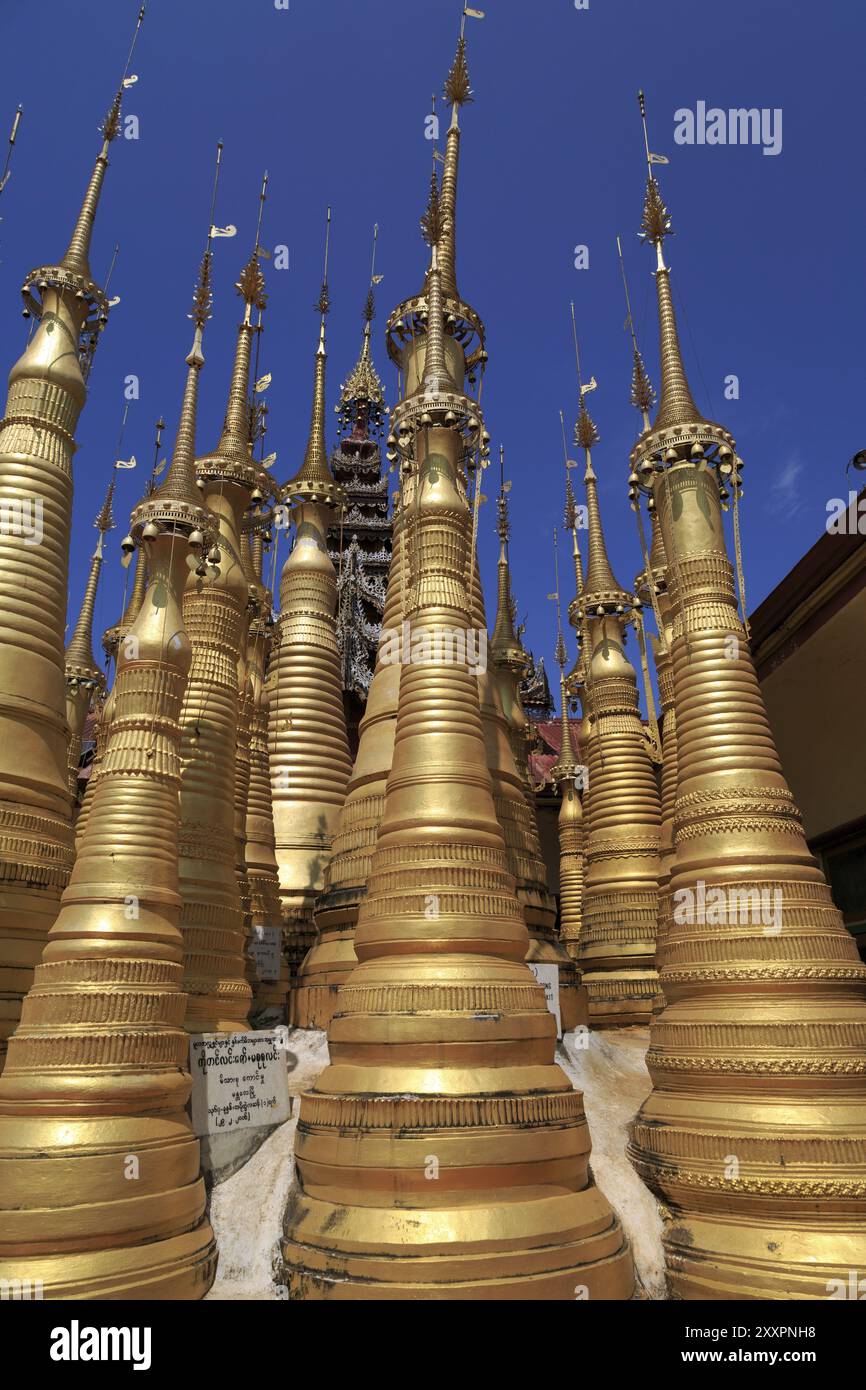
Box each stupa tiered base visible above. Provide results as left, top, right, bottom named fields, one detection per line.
left=282, top=955, right=634, bottom=1300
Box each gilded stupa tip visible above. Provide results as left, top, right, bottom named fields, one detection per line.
left=574, top=398, right=600, bottom=454
left=66, top=474, right=116, bottom=678
left=639, top=173, right=673, bottom=250
left=636, top=92, right=707, bottom=435
left=236, top=249, right=267, bottom=315
left=131, top=239, right=212, bottom=538
left=617, top=234, right=657, bottom=424
left=443, top=33, right=474, bottom=116
left=283, top=210, right=342, bottom=507
left=93, top=474, right=117, bottom=537
left=553, top=670, right=577, bottom=784
left=564, top=472, right=578, bottom=533
left=551, top=531, right=577, bottom=783
left=152, top=248, right=212, bottom=509
left=420, top=165, right=446, bottom=249
left=417, top=167, right=457, bottom=396
left=630, top=347, right=655, bottom=417
left=490, top=450, right=524, bottom=664
left=205, top=177, right=270, bottom=472
left=582, top=435, right=629, bottom=606
left=59, top=5, right=146, bottom=283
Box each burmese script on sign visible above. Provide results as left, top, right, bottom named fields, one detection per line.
left=189, top=1031, right=291, bottom=1136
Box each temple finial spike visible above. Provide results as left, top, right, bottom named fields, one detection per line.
left=0, top=105, right=22, bottom=196
left=60, top=3, right=147, bottom=279
left=617, top=234, right=655, bottom=426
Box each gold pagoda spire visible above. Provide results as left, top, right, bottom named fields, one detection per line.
left=387, top=18, right=485, bottom=391
left=551, top=529, right=575, bottom=781
left=0, top=12, right=144, bottom=1063
left=437, top=28, right=472, bottom=301
left=21, top=4, right=145, bottom=369
left=177, top=169, right=273, bottom=1034
left=628, top=89, right=866, bottom=1300
left=636, top=91, right=709, bottom=435
left=66, top=474, right=115, bottom=673
left=64, top=474, right=115, bottom=798
left=60, top=7, right=144, bottom=280
left=551, top=540, right=584, bottom=966
left=270, top=211, right=351, bottom=999
left=0, top=105, right=22, bottom=204
left=571, top=314, right=661, bottom=1028
left=489, top=446, right=524, bottom=662
left=617, top=233, right=656, bottom=432
left=282, top=25, right=630, bottom=1299
left=417, top=168, right=457, bottom=395
left=284, top=209, right=342, bottom=505
left=570, top=310, right=630, bottom=610
left=0, top=179, right=215, bottom=1299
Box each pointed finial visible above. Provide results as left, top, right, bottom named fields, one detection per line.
left=569, top=317, right=630, bottom=607
left=421, top=166, right=445, bottom=249
left=237, top=171, right=268, bottom=316
left=570, top=304, right=600, bottom=456
left=131, top=142, right=221, bottom=540
left=553, top=527, right=567, bottom=672
left=315, top=206, right=331, bottom=349
left=147, top=415, right=166, bottom=496
left=634, top=91, right=710, bottom=436
left=496, top=444, right=510, bottom=544
left=21, top=6, right=145, bottom=368
left=201, top=173, right=270, bottom=467
left=364, top=224, right=379, bottom=326
left=444, top=33, right=474, bottom=114
left=417, top=166, right=456, bottom=395
left=0, top=105, right=22, bottom=198
left=60, top=3, right=146, bottom=279
left=283, top=209, right=342, bottom=506
left=637, top=90, right=672, bottom=257
left=490, top=445, right=524, bottom=664
left=94, top=475, right=117, bottom=539
left=616, top=234, right=656, bottom=426
left=551, top=526, right=578, bottom=779
left=564, top=472, right=578, bottom=533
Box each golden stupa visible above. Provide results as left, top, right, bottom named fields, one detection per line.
left=626, top=93, right=866, bottom=1299
left=569, top=382, right=661, bottom=1027
left=280, top=34, right=633, bottom=1299
left=0, top=197, right=219, bottom=1298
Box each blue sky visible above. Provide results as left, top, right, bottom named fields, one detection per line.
left=0, top=0, right=863, bottom=696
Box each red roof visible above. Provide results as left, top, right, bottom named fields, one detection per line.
left=529, top=718, right=584, bottom=790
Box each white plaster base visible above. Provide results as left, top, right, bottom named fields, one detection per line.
left=206, top=1028, right=329, bottom=1300
left=206, top=1024, right=667, bottom=1300
left=559, top=1026, right=667, bottom=1299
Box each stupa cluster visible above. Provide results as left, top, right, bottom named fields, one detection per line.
left=0, top=7, right=863, bottom=1303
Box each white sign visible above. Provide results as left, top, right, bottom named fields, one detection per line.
left=189, top=1030, right=291, bottom=1137
left=248, top=924, right=282, bottom=983
left=528, top=963, right=562, bottom=1038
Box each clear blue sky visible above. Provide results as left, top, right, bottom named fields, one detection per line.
left=0, top=0, right=863, bottom=696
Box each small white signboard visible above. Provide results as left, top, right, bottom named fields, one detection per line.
left=189, top=1030, right=291, bottom=1137
left=528, top=962, right=562, bottom=1039
left=248, top=924, right=282, bottom=983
